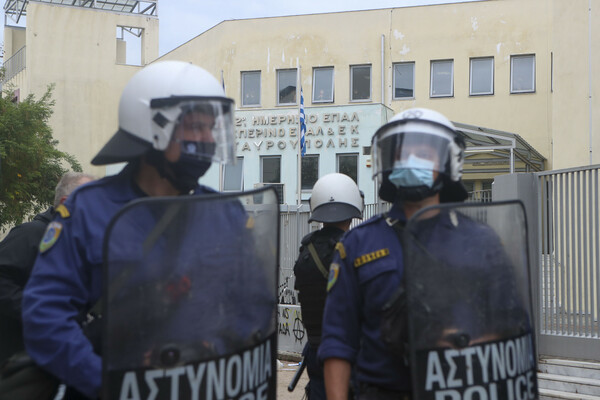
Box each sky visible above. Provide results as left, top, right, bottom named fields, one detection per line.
left=0, top=0, right=483, bottom=59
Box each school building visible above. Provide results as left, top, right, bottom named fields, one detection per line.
left=2, top=0, right=599, bottom=206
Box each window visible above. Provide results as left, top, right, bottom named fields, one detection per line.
left=430, top=60, right=454, bottom=97
left=116, top=26, right=143, bottom=66
left=261, top=156, right=281, bottom=184
left=393, top=62, right=415, bottom=99
left=312, top=67, right=334, bottom=103
left=511, top=54, right=535, bottom=93
left=223, top=157, right=244, bottom=191
left=277, top=69, right=297, bottom=105
left=301, top=155, right=319, bottom=190
left=241, top=71, right=261, bottom=107
left=462, top=181, right=475, bottom=193
left=470, top=57, right=494, bottom=96
left=350, top=65, right=371, bottom=101
left=337, top=153, right=359, bottom=183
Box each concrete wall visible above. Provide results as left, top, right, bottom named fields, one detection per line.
left=159, top=0, right=600, bottom=171
left=4, top=2, right=159, bottom=175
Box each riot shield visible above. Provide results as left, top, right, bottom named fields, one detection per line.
left=403, top=201, right=538, bottom=400
left=101, top=187, right=279, bottom=400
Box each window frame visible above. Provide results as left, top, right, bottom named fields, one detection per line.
left=336, top=153, right=359, bottom=184
left=430, top=59, right=454, bottom=98
left=241, top=71, right=261, bottom=107
left=392, top=62, right=415, bottom=100
left=276, top=68, right=298, bottom=106
left=301, top=154, right=320, bottom=191
left=469, top=57, right=494, bottom=96
left=510, top=54, right=536, bottom=94
left=260, top=155, right=281, bottom=184
left=312, top=67, right=334, bottom=103
left=350, top=64, right=372, bottom=102
left=222, top=157, right=244, bottom=191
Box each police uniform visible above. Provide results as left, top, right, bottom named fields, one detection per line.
left=318, top=203, right=411, bottom=395
left=22, top=165, right=274, bottom=399
left=318, top=203, right=517, bottom=398
left=294, top=226, right=345, bottom=399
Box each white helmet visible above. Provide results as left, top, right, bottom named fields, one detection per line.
left=92, top=61, right=234, bottom=166
left=371, top=108, right=467, bottom=202
left=309, top=173, right=364, bottom=223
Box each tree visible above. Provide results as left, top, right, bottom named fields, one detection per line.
left=0, top=84, right=82, bottom=227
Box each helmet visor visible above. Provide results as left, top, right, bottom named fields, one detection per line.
left=166, top=98, right=235, bottom=164
left=372, top=130, right=453, bottom=179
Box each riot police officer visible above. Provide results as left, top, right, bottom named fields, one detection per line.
left=294, top=173, right=363, bottom=400
left=318, top=108, right=470, bottom=400
left=21, top=61, right=238, bottom=399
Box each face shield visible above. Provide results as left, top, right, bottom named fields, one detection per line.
left=151, top=97, right=236, bottom=165
left=372, top=127, right=454, bottom=183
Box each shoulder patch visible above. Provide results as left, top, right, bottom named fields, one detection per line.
left=246, top=215, right=255, bottom=229
left=335, top=242, right=346, bottom=259
left=55, top=204, right=70, bottom=219
left=326, top=263, right=340, bottom=292
left=354, top=248, right=390, bottom=268
left=39, top=221, right=63, bottom=253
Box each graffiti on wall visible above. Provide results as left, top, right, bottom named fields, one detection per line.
left=277, top=305, right=306, bottom=354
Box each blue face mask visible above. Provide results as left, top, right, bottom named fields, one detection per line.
left=388, top=154, right=435, bottom=188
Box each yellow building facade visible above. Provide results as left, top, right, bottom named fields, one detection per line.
left=2, top=0, right=599, bottom=204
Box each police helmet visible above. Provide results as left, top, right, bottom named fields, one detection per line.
left=371, top=108, right=467, bottom=203
left=91, top=61, right=235, bottom=166
left=309, top=173, right=363, bottom=223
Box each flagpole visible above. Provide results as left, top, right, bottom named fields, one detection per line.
left=296, top=65, right=302, bottom=208
left=220, top=69, right=225, bottom=191
left=296, top=65, right=303, bottom=246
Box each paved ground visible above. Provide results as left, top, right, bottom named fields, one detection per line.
left=277, top=359, right=309, bottom=400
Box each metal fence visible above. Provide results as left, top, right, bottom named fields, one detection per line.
left=467, top=189, right=492, bottom=203
left=536, top=165, right=600, bottom=360
left=277, top=194, right=491, bottom=306
left=277, top=202, right=391, bottom=305
left=276, top=177, right=600, bottom=361
left=2, top=46, right=26, bottom=84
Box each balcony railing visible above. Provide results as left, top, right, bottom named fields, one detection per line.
left=2, top=46, right=26, bottom=85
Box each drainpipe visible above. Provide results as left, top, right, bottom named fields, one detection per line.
left=589, top=0, right=593, bottom=164
left=381, top=35, right=385, bottom=105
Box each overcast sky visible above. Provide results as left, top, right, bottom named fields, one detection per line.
left=0, top=0, right=484, bottom=59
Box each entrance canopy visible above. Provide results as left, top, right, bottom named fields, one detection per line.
left=454, top=122, right=546, bottom=175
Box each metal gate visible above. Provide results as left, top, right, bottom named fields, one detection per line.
left=536, top=165, right=600, bottom=361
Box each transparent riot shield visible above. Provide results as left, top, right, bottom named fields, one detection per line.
left=101, top=187, right=279, bottom=400
left=403, top=201, right=538, bottom=400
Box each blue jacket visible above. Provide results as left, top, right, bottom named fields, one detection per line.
left=318, top=203, right=411, bottom=392
left=22, top=167, right=248, bottom=398
left=318, top=203, right=520, bottom=392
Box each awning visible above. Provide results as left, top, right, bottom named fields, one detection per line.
left=454, top=121, right=546, bottom=174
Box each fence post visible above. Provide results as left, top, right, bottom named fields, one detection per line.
left=492, top=173, right=540, bottom=357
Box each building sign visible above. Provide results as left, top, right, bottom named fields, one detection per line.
left=232, top=104, right=392, bottom=205
left=235, top=104, right=390, bottom=155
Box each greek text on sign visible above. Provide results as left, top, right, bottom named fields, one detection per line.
left=114, top=340, right=274, bottom=400
left=416, top=332, right=538, bottom=400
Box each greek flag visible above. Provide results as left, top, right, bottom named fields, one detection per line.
left=300, top=87, right=306, bottom=157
